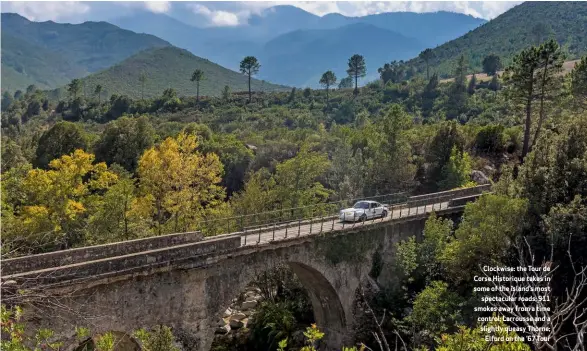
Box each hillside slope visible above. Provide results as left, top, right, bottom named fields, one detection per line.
left=439, top=59, right=580, bottom=84
left=1, top=34, right=87, bottom=91
left=50, top=47, right=289, bottom=100
left=1, top=13, right=171, bottom=90
left=260, top=23, right=423, bottom=87
left=406, top=2, right=587, bottom=78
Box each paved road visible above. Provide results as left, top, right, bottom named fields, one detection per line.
left=240, top=202, right=449, bottom=246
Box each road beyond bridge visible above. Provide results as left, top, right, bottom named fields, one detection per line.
left=1, top=185, right=491, bottom=350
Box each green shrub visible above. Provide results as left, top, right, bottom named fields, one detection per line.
left=474, top=124, right=506, bottom=153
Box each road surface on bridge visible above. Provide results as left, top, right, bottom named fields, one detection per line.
left=240, top=201, right=449, bottom=246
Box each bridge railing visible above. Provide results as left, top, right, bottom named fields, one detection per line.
left=193, top=192, right=410, bottom=236
left=196, top=184, right=491, bottom=239
left=235, top=186, right=491, bottom=246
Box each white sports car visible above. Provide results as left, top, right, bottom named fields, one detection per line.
left=339, top=201, right=389, bottom=222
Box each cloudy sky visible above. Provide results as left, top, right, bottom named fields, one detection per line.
left=2, top=1, right=523, bottom=27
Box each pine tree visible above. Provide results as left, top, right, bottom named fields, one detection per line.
left=419, top=48, right=435, bottom=80
left=190, top=69, right=205, bottom=102
left=346, top=54, right=366, bottom=95
left=570, top=56, right=587, bottom=108
left=222, top=85, right=231, bottom=102
left=240, top=56, right=260, bottom=103
left=139, top=73, right=147, bottom=100
left=532, top=39, right=565, bottom=150
left=447, top=55, right=468, bottom=119
left=504, top=45, right=541, bottom=161
left=489, top=74, right=501, bottom=91
left=319, top=70, right=337, bottom=105
left=467, top=74, right=477, bottom=95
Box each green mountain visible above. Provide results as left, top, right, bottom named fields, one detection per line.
left=1, top=34, right=87, bottom=91
left=50, top=47, right=289, bottom=100
left=1, top=13, right=170, bottom=91
left=406, top=2, right=587, bottom=78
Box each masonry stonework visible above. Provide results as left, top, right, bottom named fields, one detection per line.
left=16, top=217, right=432, bottom=351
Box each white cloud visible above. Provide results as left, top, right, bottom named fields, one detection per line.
left=189, top=4, right=241, bottom=26
left=236, top=1, right=520, bottom=20
left=2, top=1, right=90, bottom=22
left=285, top=1, right=342, bottom=16
left=479, top=1, right=523, bottom=19
left=1, top=1, right=523, bottom=27
left=143, top=1, right=170, bottom=14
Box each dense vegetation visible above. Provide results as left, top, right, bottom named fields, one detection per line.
left=1, top=36, right=586, bottom=351
left=404, top=2, right=587, bottom=78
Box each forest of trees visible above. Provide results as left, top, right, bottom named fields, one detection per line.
left=1, top=39, right=587, bottom=351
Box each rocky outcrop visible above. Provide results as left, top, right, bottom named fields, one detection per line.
left=229, top=319, right=244, bottom=329
left=214, top=287, right=264, bottom=336
left=241, top=299, right=258, bottom=310
left=471, top=170, right=490, bottom=185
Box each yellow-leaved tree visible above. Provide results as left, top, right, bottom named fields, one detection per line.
left=137, top=132, right=225, bottom=234
left=2, top=150, right=118, bottom=255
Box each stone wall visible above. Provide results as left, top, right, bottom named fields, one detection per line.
left=5, top=235, right=238, bottom=287
left=2, top=231, right=203, bottom=275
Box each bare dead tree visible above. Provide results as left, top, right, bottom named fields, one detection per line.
left=358, top=285, right=410, bottom=351
left=481, top=236, right=587, bottom=351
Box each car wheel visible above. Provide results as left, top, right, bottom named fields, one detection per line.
left=382, top=210, right=388, bottom=218
left=359, top=214, right=367, bottom=222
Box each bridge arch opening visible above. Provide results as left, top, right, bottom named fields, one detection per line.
left=210, top=262, right=346, bottom=351
left=287, top=262, right=347, bottom=336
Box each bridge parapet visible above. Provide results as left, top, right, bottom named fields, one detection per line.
left=2, top=231, right=203, bottom=276
left=407, top=184, right=491, bottom=207
left=3, top=235, right=239, bottom=289
left=448, top=193, right=488, bottom=207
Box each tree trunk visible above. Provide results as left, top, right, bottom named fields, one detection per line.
left=123, top=193, right=129, bottom=240
left=326, top=85, right=329, bottom=105
left=196, top=81, right=200, bottom=102
left=532, top=53, right=551, bottom=153
left=354, top=72, right=358, bottom=95
left=156, top=200, right=162, bottom=236
left=521, top=87, right=534, bottom=162
left=248, top=72, right=252, bottom=103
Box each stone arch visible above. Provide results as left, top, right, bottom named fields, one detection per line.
left=287, top=262, right=346, bottom=338
left=207, top=260, right=347, bottom=350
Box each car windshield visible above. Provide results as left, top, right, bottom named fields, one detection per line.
left=353, top=202, right=370, bottom=209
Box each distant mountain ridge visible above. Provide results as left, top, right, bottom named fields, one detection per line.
left=260, top=23, right=423, bottom=87
left=110, top=6, right=486, bottom=86
left=1, top=6, right=490, bottom=92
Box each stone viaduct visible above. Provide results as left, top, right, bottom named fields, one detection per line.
left=1, top=185, right=491, bottom=350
